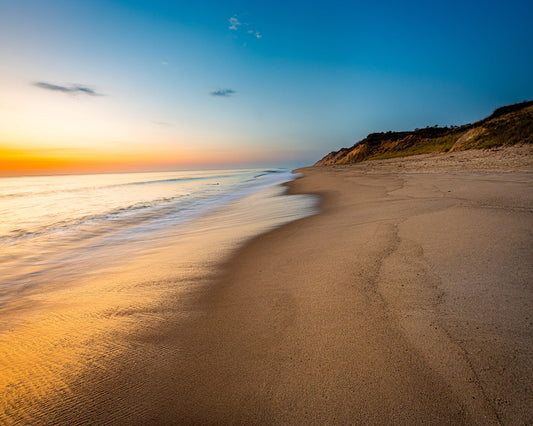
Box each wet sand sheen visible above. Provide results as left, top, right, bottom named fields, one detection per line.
left=2, top=148, right=532, bottom=424
left=0, top=184, right=315, bottom=424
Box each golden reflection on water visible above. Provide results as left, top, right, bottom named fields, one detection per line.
left=0, top=185, right=316, bottom=423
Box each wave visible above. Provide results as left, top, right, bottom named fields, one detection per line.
left=253, top=169, right=285, bottom=179
left=0, top=173, right=237, bottom=200
left=0, top=169, right=293, bottom=247
left=0, top=194, right=190, bottom=246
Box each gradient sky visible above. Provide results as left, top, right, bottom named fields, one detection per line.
left=1, top=0, right=532, bottom=174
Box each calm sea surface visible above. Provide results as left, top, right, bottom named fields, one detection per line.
left=0, top=168, right=316, bottom=306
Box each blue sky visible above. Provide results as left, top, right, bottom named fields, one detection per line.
left=1, top=0, right=532, bottom=171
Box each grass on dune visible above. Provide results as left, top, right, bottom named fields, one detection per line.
left=368, top=132, right=464, bottom=161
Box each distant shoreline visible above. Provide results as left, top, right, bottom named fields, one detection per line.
left=314, top=144, right=532, bottom=173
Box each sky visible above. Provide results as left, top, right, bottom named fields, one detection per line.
left=1, top=0, right=532, bottom=175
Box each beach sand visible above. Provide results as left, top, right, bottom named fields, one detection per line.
left=2, top=147, right=532, bottom=424
left=150, top=147, right=530, bottom=424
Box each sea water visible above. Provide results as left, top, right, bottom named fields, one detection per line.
left=0, top=168, right=317, bottom=307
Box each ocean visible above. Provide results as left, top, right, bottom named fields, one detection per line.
left=0, top=168, right=317, bottom=308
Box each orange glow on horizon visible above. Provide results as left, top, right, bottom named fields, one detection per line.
left=0, top=144, right=276, bottom=176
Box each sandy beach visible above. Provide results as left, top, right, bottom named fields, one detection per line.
left=3, top=1, right=531, bottom=424
left=151, top=147, right=531, bottom=424
left=162, top=146, right=532, bottom=424
left=2, top=147, right=532, bottom=424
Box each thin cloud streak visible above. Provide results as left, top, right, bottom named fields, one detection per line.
left=33, top=82, right=102, bottom=96
left=210, top=89, right=236, bottom=97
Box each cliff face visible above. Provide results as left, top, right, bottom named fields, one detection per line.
left=315, top=101, right=533, bottom=166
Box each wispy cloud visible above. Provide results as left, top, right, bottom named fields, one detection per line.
left=152, top=121, right=174, bottom=127
left=33, top=82, right=102, bottom=96
left=228, top=15, right=262, bottom=39
left=210, top=89, right=236, bottom=97
left=248, top=29, right=262, bottom=39
left=228, top=16, right=241, bottom=30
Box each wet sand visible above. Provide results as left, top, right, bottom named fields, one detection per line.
left=0, top=185, right=314, bottom=424
left=2, top=147, right=532, bottom=424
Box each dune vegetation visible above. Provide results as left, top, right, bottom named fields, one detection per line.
left=316, top=101, right=533, bottom=165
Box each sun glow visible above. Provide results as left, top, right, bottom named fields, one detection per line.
left=0, top=142, right=277, bottom=176
left=1, top=147, right=131, bottom=176
left=0, top=78, right=285, bottom=176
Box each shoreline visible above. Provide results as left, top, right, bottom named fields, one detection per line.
left=2, top=147, right=532, bottom=423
